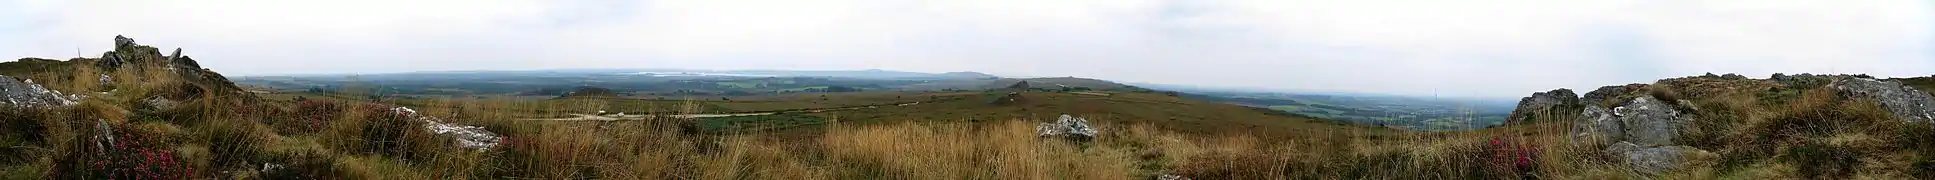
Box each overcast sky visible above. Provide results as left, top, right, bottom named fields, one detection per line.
left=3, top=0, right=1931, bottom=98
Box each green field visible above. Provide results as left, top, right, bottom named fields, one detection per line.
left=698, top=114, right=829, bottom=133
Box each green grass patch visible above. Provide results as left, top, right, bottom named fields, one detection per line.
left=698, top=114, right=828, bottom=133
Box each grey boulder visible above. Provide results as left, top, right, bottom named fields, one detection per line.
left=1617, top=96, right=1692, bottom=147
left=1831, top=78, right=1935, bottom=123
left=0, top=76, right=77, bottom=108
left=1038, top=114, right=1098, bottom=141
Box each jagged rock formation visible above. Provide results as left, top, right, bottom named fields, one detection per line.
left=88, top=35, right=247, bottom=99
left=1037, top=114, right=1098, bottom=141
left=0, top=76, right=77, bottom=108
left=1505, top=89, right=1579, bottom=124
left=1831, top=78, right=1935, bottom=123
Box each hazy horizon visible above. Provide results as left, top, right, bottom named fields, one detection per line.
left=5, top=0, right=1932, bottom=98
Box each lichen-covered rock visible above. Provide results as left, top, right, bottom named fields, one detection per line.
left=0, top=76, right=77, bottom=108
left=1506, top=89, right=1580, bottom=124
left=1571, top=105, right=1623, bottom=146
left=1038, top=114, right=1098, bottom=141
left=1831, top=78, right=1935, bottom=123
left=1617, top=96, right=1692, bottom=147
left=390, top=107, right=502, bottom=150
left=1605, top=142, right=1717, bottom=176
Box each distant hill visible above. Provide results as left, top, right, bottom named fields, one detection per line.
left=633, top=69, right=999, bottom=80
left=558, top=86, right=622, bottom=98
left=1149, top=84, right=1515, bottom=131
left=897, top=77, right=1142, bottom=92
left=936, top=72, right=998, bottom=79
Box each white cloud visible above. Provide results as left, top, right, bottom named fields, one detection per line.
left=2, top=0, right=1930, bottom=98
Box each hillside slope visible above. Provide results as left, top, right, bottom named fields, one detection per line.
left=0, top=36, right=1383, bottom=179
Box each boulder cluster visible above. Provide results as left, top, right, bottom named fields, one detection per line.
left=1571, top=96, right=1715, bottom=176
left=1037, top=114, right=1098, bottom=141
left=1505, top=75, right=1935, bottom=176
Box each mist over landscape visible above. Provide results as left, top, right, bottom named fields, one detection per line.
left=2, top=0, right=1934, bottom=179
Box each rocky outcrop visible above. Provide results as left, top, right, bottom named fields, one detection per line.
left=1567, top=95, right=1707, bottom=175
left=1038, top=114, right=1098, bottom=141
left=1583, top=84, right=1646, bottom=106
left=390, top=107, right=502, bottom=150
left=1830, top=78, right=1935, bottom=123
left=1505, top=89, right=1579, bottom=124
left=92, top=36, right=247, bottom=97
left=0, top=76, right=77, bottom=108
left=1542, top=74, right=1935, bottom=177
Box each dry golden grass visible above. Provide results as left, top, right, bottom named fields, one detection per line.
left=10, top=60, right=1934, bottom=180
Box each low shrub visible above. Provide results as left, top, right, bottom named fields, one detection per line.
left=326, top=103, right=450, bottom=162
left=286, top=100, right=345, bottom=133
left=58, top=123, right=193, bottom=179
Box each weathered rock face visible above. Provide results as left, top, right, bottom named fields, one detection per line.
left=1566, top=95, right=1707, bottom=176
left=1603, top=142, right=1717, bottom=176
left=1831, top=78, right=1935, bottom=123
left=0, top=76, right=77, bottom=108
left=1037, top=114, right=1098, bottom=141
left=1570, top=96, right=1695, bottom=147
left=1616, top=96, right=1692, bottom=147
left=1571, top=105, right=1623, bottom=144
left=1506, top=89, right=1580, bottom=124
